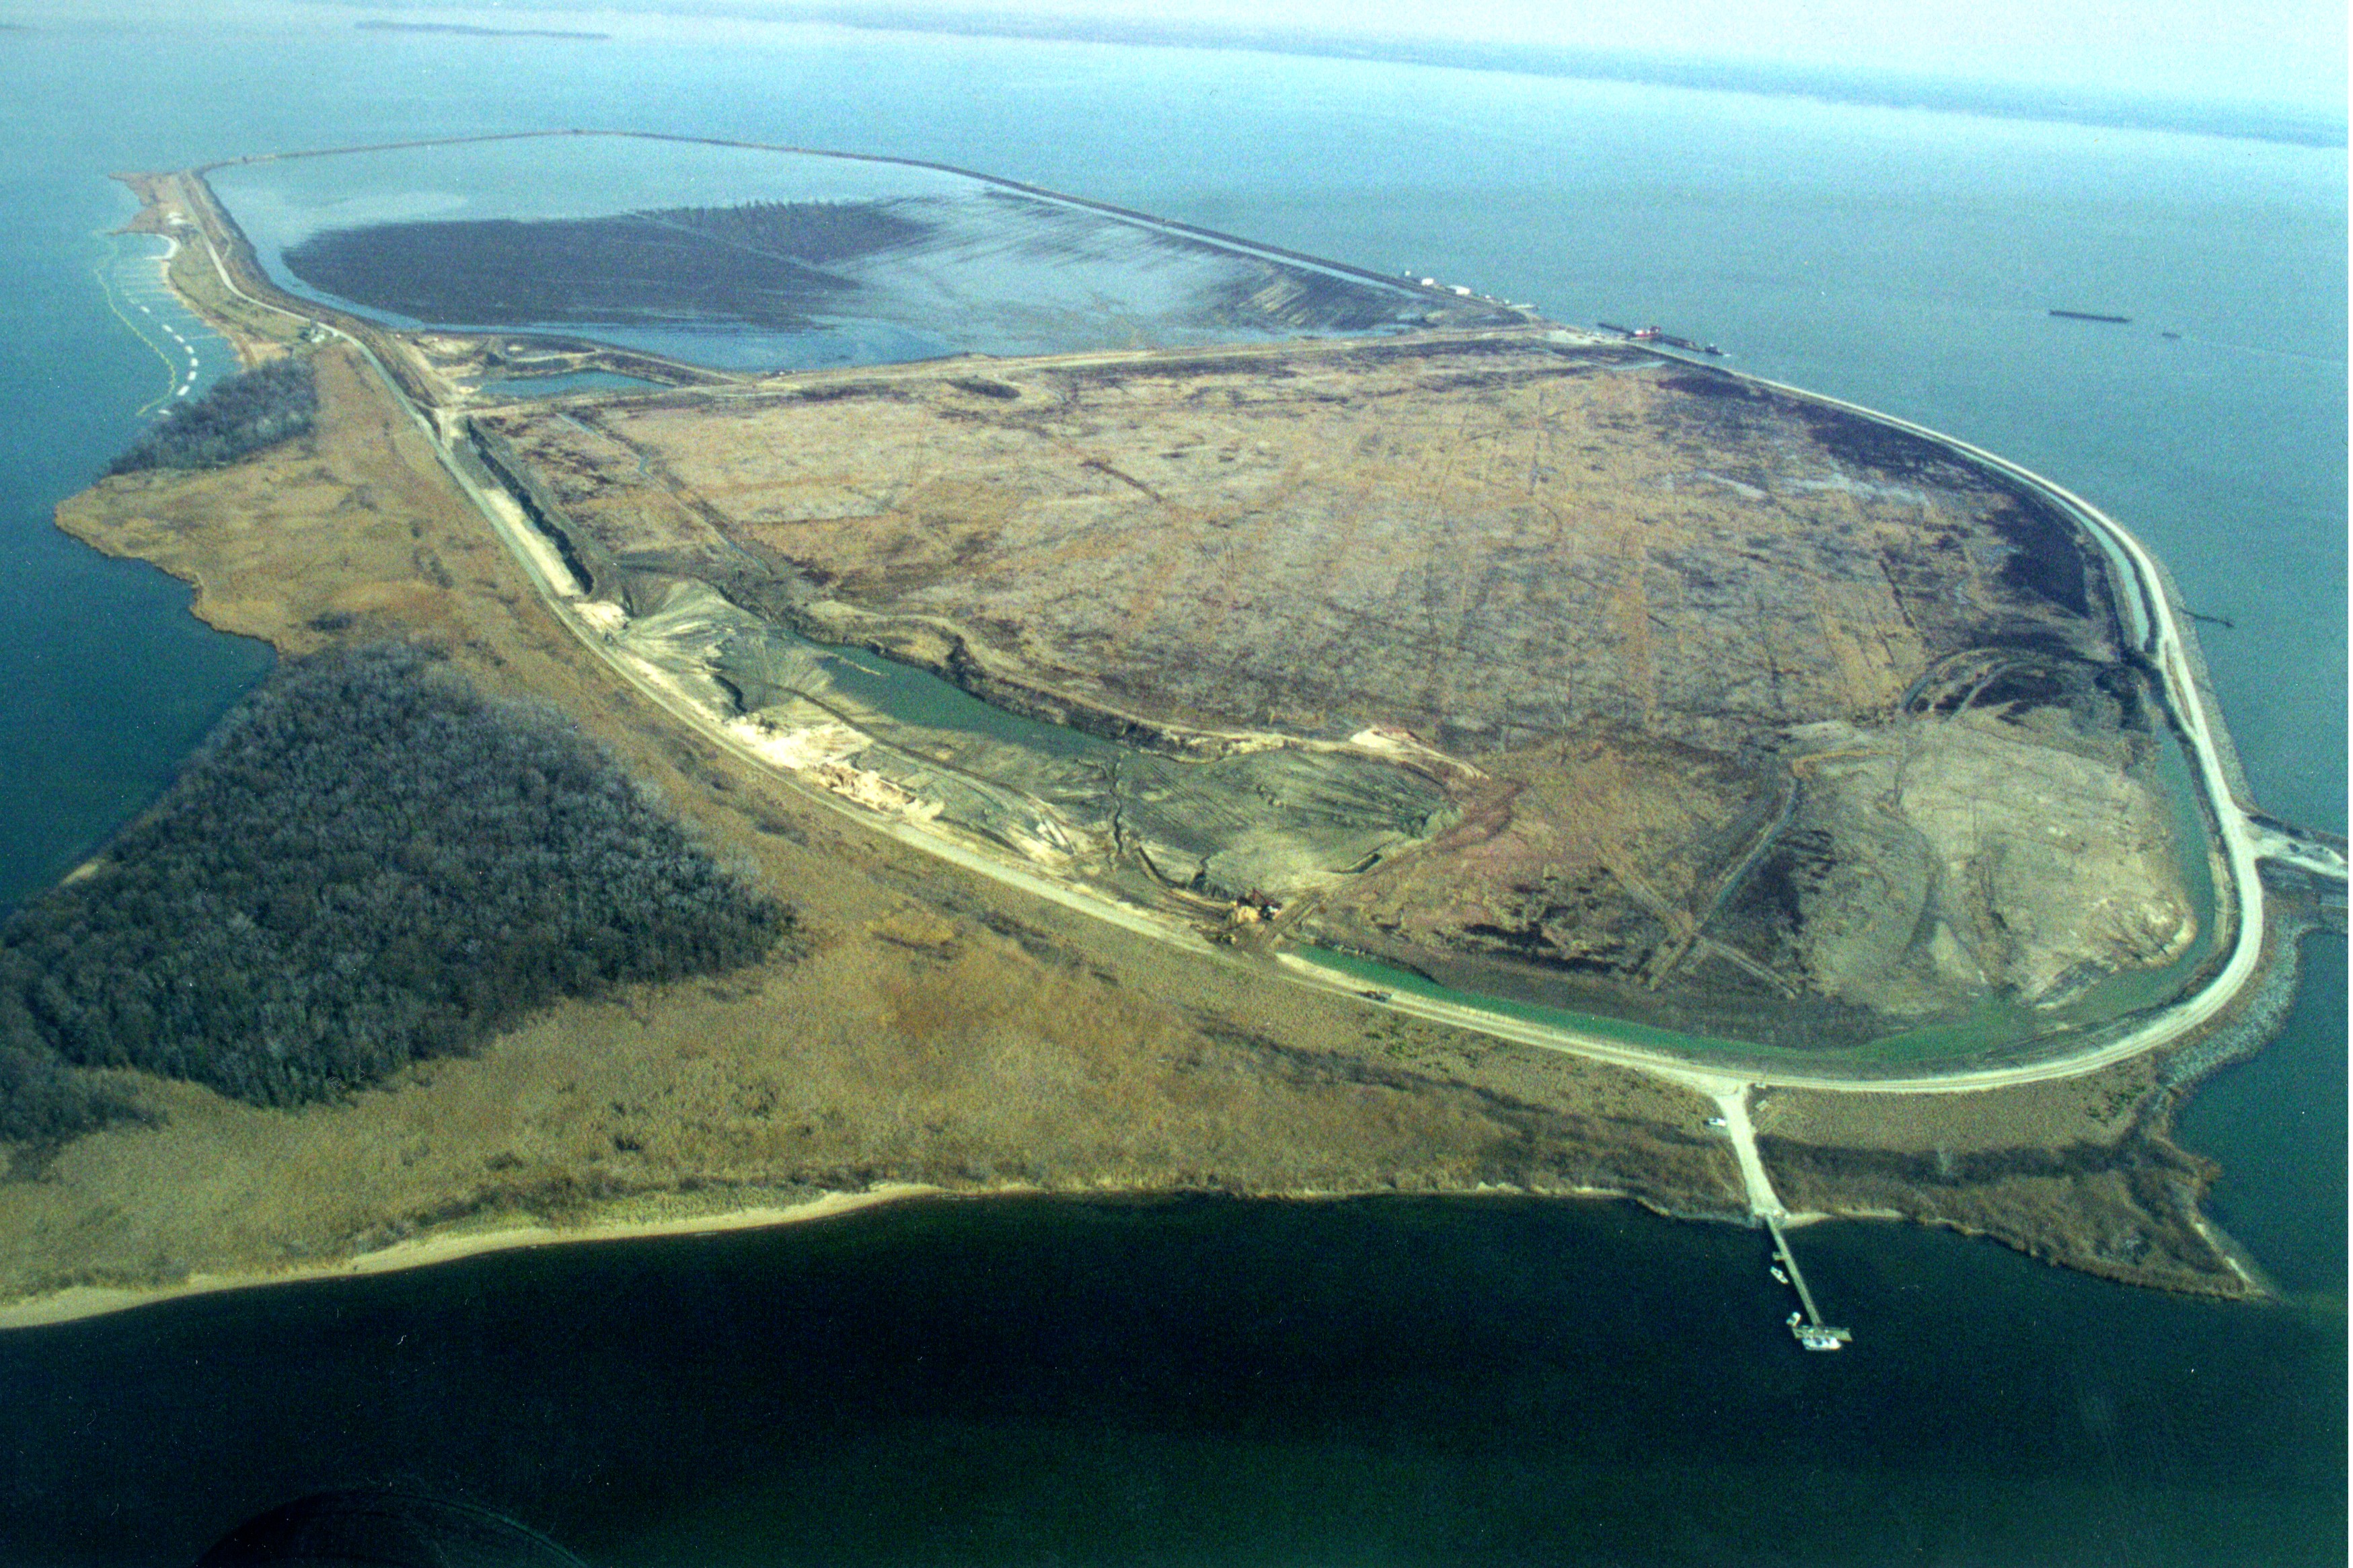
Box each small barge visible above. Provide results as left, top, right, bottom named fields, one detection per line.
left=1598, top=321, right=1724, bottom=355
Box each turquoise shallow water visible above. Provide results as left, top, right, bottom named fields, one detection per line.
left=0, top=155, right=272, bottom=911
left=0, top=10, right=2341, bottom=1561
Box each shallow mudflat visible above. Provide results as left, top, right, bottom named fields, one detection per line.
left=211, top=134, right=1501, bottom=371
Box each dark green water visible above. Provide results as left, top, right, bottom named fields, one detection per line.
left=2179, top=936, right=2350, bottom=1300
left=0, top=10, right=2341, bottom=1562
left=2, top=1197, right=2342, bottom=1565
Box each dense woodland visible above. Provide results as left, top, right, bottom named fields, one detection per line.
left=106, top=357, right=317, bottom=475
left=0, top=644, right=790, bottom=1135
left=0, top=1022, right=147, bottom=1146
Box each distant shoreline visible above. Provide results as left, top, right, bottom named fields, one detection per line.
left=0, top=1180, right=1712, bottom=1333
left=357, top=20, right=609, bottom=42
left=751, top=13, right=2342, bottom=150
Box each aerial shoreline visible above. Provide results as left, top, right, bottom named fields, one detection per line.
left=3, top=1177, right=1719, bottom=1333
left=3, top=142, right=2338, bottom=1327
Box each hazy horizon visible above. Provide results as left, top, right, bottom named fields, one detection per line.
left=7, top=1, right=2342, bottom=145
left=239, top=0, right=2352, bottom=122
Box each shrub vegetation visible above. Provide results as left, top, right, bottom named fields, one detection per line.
left=0, top=643, right=790, bottom=1124
left=0, top=1028, right=148, bottom=1146
left=106, top=356, right=318, bottom=475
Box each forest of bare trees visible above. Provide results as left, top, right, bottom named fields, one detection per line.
left=106, top=356, right=316, bottom=474
left=0, top=643, right=790, bottom=1138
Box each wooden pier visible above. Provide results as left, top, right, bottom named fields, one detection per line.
left=1765, top=1214, right=1852, bottom=1351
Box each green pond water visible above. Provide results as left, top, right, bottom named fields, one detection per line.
left=477, top=369, right=664, bottom=398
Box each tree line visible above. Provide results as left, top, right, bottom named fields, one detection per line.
left=0, top=643, right=791, bottom=1139
left=106, top=356, right=318, bottom=476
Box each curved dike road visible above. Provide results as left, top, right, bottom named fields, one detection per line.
left=167, top=167, right=2343, bottom=1222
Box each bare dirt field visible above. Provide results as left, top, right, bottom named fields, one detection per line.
left=476, top=331, right=2198, bottom=1049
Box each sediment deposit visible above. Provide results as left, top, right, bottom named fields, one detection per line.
left=474, top=332, right=2197, bottom=1049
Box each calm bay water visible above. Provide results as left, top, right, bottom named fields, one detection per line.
left=3, top=1197, right=2344, bottom=1566
left=0, top=8, right=2341, bottom=1562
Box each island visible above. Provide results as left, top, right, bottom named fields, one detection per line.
left=1, top=133, right=2340, bottom=1331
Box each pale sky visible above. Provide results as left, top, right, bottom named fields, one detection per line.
left=714, top=0, right=2348, bottom=115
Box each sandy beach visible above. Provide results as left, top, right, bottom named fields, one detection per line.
left=0, top=1183, right=937, bottom=1331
